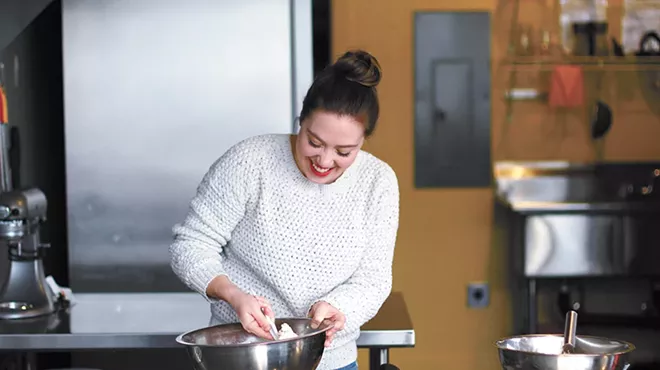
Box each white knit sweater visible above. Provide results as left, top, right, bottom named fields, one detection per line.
left=170, top=134, right=399, bottom=370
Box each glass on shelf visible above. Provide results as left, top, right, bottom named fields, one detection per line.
left=559, top=0, right=609, bottom=55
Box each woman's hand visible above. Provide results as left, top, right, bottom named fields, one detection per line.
left=207, top=275, right=275, bottom=340
left=308, top=301, right=345, bottom=347
left=228, top=292, right=276, bottom=340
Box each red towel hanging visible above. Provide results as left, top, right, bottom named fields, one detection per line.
left=548, top=65, right=585, bottom=108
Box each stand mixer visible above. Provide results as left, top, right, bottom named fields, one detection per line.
left=0, top=188, right=55, bottom=320
left=0, top=82, right=57, bottom=320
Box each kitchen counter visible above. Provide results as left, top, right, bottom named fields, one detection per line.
left=497, top=198, right=660, bottom=214
left=0, top=291, right=414, bottom=369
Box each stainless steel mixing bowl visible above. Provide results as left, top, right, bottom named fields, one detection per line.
left=496, top=334, right=635, bottom=370
left=176, top=318, right=332, bottom=370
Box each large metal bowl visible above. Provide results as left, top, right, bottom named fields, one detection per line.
left=496, top=334, right=635, bottom=370
left=175, top=318, right=332, bottom=370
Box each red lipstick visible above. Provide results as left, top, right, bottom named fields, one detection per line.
left=309, top=159, right=333, bottom=177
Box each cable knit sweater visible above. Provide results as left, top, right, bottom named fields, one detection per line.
left=170, top=133, right=399, bottom=370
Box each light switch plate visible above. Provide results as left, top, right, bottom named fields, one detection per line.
left=467, top=282, right=490, bottom=309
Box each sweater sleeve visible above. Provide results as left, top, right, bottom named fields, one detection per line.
left=169, top=143, right=255, bottom=301
left=316, top=166, right=400, bottom=335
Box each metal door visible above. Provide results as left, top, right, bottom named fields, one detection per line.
left=414, top=12, right=492, bottom=188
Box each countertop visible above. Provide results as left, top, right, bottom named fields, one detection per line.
left=497, top=198, right=660, bottom=213
left=0, top=291, right=415, bottom=351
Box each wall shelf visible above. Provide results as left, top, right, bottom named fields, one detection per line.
left=500, top=56, right=660, bottom=71
left=493, top=0, right=660, bottom=160
left=499, top=56, right=660, bottom=72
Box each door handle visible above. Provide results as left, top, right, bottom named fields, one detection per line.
left=432, top=107, right=446, bottom=134
left=433, top=107, right=446, bottom=123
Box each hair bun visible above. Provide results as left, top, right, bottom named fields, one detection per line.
left=333, top=50, right=382, bottom=88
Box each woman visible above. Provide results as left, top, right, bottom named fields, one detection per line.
left=170, top=49, right=399, bottom=370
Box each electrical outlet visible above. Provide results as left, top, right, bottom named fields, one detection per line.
left=467, top=282, right=490, bottom=309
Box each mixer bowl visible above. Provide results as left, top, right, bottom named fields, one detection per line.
left=175, top=318, right=332, bottom=370
left=496, top=334, right=635, bottom=370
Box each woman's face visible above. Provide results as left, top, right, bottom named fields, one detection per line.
left=294, top=111, right=365, bottom=184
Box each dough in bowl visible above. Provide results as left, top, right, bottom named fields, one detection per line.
left=278, top=323, right=299, bottom=339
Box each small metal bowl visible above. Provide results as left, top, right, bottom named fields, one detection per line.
left=496, top=334, right=635, bottom=370
left=176, top=318, right=332, bottom=370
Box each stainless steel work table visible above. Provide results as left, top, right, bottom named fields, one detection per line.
left=0, top=291, right=414, bottom=370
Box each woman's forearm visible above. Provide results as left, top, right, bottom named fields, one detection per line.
left=170, top=142, right=255, bottom=302
left=206, top=275, right=243, bottom=305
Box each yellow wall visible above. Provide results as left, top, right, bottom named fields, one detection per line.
left=332, top=0, right=660, bottom=369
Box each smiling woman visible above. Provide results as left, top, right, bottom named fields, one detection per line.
left=293, top=50, right=381, bottom=185
left=169, top=49, right=399, bottom=370
left=293, top=112, right=365, bottom=183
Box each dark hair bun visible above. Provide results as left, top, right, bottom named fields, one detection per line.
left=333, top=50, right=382, bottom=88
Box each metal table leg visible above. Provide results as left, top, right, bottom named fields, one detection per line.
left=528, top=279, right=537, bottom=334
left=368, top=348, right=389, bottom=370
left=0, top=352, right=36, bottom=370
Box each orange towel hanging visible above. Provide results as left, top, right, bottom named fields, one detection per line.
left=548, top=65, right=585, bottom=108
left=0, top=85, right=7, bottom=124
